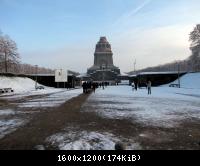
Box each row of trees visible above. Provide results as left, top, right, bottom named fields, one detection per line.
left=189, top=24, right=200, bottom=72
left=135, top=60, right=192, bottom=73
left=130, top=24, right=200, bottom=74
left=0, top=62, right=54, bottom=74
left=0, top=31, right=54, bottom=74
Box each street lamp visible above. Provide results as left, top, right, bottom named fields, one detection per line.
left=134, top=59, right=136, bottom=73
left=177, top=62, right=180, bottom=88
left=35, top=65, right=38, bottom=89
left=175, top=61, right=180, bottom=88
left=101, top=64, right=106, bottom=90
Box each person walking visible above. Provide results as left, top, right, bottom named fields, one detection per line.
left=135, top=80, right=138, bottom=91
left=102, top=82, right=104, bottom=90
left=82, top=82, right=86, bottom=93
left=131, top=82, right=135, bottom=91
left=92, top=82, right=96, bottom=93
left=147, top=80, right=152, bottom=95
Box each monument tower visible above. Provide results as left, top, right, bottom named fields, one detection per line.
left=87, top=37, right=120, bottom=83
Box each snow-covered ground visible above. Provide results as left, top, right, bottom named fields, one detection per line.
left=82, top=85, right=200, bottom=128
left=0, top=76, right=41, bottom=93
left=0, top=88, right=82, bottom=139
left=0, top=119, right=25, bottom=139
left=0, top=108, right=26, bottom=139
left=82, top=73, right=200, bottom=128
left=166, top=72, right=200, bottom=89
left=46, top=127, right=140, bottom=150
left=17, top=88, right=83, bottom=108
left=1, top=73, right=200, bottom=149
left=0, top=76, right=65, bottom=98
left=0, top=76, right=83, bottom=139
left=0, top=76, right=82, bottom=107
left=46, top=73, right=200, bottom=150
left=0, top=87, right=82, bottom=139
left=0, top=109, right=15, bottom=116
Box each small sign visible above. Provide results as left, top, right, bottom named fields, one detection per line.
left=55, top=69, right=68, bottom=82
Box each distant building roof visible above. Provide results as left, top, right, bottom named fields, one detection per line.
left=138, top=71, right=182, bottom=75
left=128, top=74, right=137, bottom=77
left=27, top=74, right=55, bottom=76
left=77, top=73, right=90, bottom=78
left=128, top=71, right=187, bottom=77
left=118, top=72, right=128, bottom=76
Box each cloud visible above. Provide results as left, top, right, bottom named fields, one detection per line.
left=112, top=24, right=193, bottom=71
left=114, top=0, right=152, bottom=27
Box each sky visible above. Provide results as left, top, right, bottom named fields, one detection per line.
left=0, top=0, right=200, bottom=73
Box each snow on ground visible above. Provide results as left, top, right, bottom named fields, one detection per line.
left=0, top=119, right=25, bottom=139
left=0, top=76, right=83, bottom=108
left=0, top=108, right=27, bottom=139
left=0, top=76, right=41, bottom=93
left=0, top=76, right=66, bottom=99
left=0, top=109, right=15, bottom=116
left=0, top=76, right=67, bottom=100
left=18, top=88, right=83, bottom=108
left=0, top=108, right=26, bottom=139
left=0, top=88, right=82, bottom=139
left=82, top=84, right=200, bottom=128
left=0, top=88, right=64, bottom=100
left=46, top=127, right=140, bottom=150
left=0, top=76, right=83, bottom=139
left=166, top=72, right=200, bottom=89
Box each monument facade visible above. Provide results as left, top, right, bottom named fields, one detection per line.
left=87, top=37, right=120, bottom=83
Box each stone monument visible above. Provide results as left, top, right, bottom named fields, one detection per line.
left=87, top=37, right=120, bottom=83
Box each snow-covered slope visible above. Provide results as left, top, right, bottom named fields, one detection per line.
left=169, top=72, right=200, bottom=89
left=0, top=76, right=42, bottom=92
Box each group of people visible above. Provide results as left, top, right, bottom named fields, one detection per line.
left=131, top=80, right=152, bottom=95
left=82, top=81, right=109, bottom=94
left=82, top=82, right=95, bottom=93
left=82, top=80, right=152, bottom=95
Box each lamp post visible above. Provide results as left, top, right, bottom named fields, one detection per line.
left=134, top=59, right=138, bottom=89
left=134, top=59, right=136, bottom=73
left=35, top=65, right=38, bottom=90
left=177, top=62, right=180, bottom=88
left=102, top=66, right=105, bottom=90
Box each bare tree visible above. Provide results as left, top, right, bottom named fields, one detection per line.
left=189, top=24, right=200, bottom=71
left=18, top=63, right=54, bottom=75
left=189, top=24, right=200, bottom=48
left=0, top=31, right=4, bottom=72
left=0, top=33, right=20, bottom=73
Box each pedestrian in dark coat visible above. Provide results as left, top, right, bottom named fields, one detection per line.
left=92, top=82, right=96, bottom=93
left=147, top=80, right=152, bottom=95
left=82, top=82, right=87, bottom=93
left=135, top=80, right=138, bottom=91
